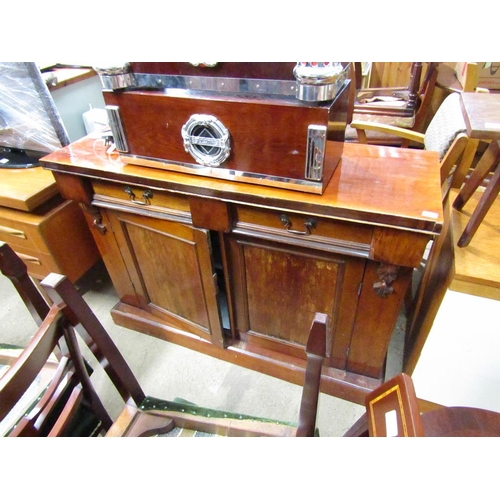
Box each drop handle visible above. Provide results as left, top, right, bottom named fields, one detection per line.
left=280, top=214, right=317, bottom=235
left=124, top=186, right=153, bottom=205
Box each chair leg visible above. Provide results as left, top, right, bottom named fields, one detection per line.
left=453, top=140, right=500, bottom=211
left=457, top=158, right=500, bottom=247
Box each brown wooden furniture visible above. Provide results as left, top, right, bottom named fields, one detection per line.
left=365, top=373, right=425, bottom=436
left=350, top=92, right=469, bottom=186
left=452, top=93, right=500, bottom=247
left=0, top=167, right=100, bottom=282
left=363, top=372, right=500, bottom=437
left=0, top=242, right=327, bottom=437
left=349, top=93, right=471, bottom=375
left=40, top=134, right=443, bottom=405
left=353, top=63, right=427, bottom=121
left=449, top=187, right=500, bottom=300
left=346, top=63, right=438, bottom=146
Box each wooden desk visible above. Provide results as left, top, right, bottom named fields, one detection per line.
left=0, top=167, right=100, bottom=282
left=41, top=135, right=443, bottom=404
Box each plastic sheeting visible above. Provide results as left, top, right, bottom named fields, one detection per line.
left=0, top=62, right=69, bottom=153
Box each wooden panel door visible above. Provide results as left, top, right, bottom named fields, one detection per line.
left=103, top=208, right=225, bottom=347
left=225, top=234, right=366, bottom=367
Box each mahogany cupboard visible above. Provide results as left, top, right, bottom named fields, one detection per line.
left=41, top=136, right=443, bottom=404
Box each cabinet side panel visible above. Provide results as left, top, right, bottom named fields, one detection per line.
left=347, top=262, right=413, bottom=379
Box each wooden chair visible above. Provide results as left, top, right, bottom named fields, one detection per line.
left=351, top=92, right=469, bottom=192
left=350, top=93, right=470, bottom=376
left=364, top=373, right=425, bottom=436
left=346, top=62, right=439, bottom=146
left=360, top=372, right=500, bottom=437
left=453, top=139, right=500, bottom=247
left=0, top=242, right=327, bottom=437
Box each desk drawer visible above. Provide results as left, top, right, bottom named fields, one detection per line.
left=2, top=243, right=58, bottom=279
left=233, top=205, right=373, bottom=257
left=0, top=200, right=100, bottom=283
left=0, top=212, right=48, bottom=254
left=92, top=181, right=190, bottom=216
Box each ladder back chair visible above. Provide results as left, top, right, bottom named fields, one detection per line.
left=0, top=242, right=327, bottom=437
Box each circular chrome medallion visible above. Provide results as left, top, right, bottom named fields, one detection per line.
left=181, top=114, right=231, bottom=167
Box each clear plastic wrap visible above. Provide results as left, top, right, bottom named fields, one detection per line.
left=0, top=62, right=69, bottom=154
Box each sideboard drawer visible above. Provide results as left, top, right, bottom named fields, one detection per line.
left=233, top=205, right=373, bottom=257
left=92, top=180, right=190, bottom=216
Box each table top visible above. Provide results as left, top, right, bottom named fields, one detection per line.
left=0, top=167, right=58, bottom=212
left=41, top=134, right=444, bottom=235
left=461, top=92, right=500, bottom=140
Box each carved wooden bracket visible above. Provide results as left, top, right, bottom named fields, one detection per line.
left=373, top=263, right=399, bottom=298
left=81, top=203, right=107, bottom=235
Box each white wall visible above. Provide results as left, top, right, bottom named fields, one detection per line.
left=412, top=289, right=500, bottom=411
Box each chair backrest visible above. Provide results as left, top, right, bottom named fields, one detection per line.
left=0, top=242, right=327, bottom=437
left=0, top=244, right=49, bottom=326
left=423, top=92, right=470, bottom=191
left=424, top=92, right=467, bottom=158
left=0, top=242, right=146, bottom=436
left=365, top=373, right=424, bottom=437
left=296, top=312, right=328, bottom=437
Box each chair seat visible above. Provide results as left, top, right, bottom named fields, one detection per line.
left=107, top=397, right=301, bottom=437
left=345, top=113, right=417, bottom=145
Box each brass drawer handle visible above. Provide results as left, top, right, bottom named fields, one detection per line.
left=0, top=225, right=26, bottom=239
left=124, top=186, right=153, bottom=205
left=280, top=214, right=317, bottom=236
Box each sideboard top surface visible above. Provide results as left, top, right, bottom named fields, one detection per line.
left=41, top=134, right=443, bottom=235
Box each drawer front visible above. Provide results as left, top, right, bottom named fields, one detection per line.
left=233, top=205, right=373, bottom=257
left=92, top=180, right=190, bottom=216
left=0, top=214, right=47, bottom=254
left=2, top=244, right=59, bottom=279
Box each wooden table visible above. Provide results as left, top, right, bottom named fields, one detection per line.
left=453, top=93, right=500, bottom=247
left=41, top=134, right=443, bottom=404
left=461, top=92, right=500, bottom=141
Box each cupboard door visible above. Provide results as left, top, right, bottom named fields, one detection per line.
left=226, top=234, right=365, bottom=367
left=105, top=208, right=224, bottom=346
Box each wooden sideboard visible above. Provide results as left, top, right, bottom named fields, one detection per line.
left=41, top=135, right=443, bottom=404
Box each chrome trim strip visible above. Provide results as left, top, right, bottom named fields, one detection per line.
left=105, top=106, right=129, bottom=152
left=119, top=153, right=325, bottom=194
left=99, top=72, right=137, bottom=90
left=305, top=125, right=326, bottom=181
left=96, top=64, right=350, bottom=101
left=132, top=73, right=299, bottom=97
